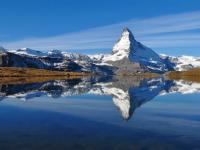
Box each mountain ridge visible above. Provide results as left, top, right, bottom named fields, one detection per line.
left=1, top=27, right=200, bottom=74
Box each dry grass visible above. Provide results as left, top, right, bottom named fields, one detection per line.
left=166, top=68, right=200, bottom=83
left=0, top=76, right=84, bottom=85
left=0, top=67, right=90, bottom=84
left=0, top=67, right=90, bottom=77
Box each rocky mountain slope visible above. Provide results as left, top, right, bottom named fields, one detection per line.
left=0, top=48, right=113, bottom=74
left=99, top=28, right=174, bottom=74
left=160, top=54, right=200, bottom=71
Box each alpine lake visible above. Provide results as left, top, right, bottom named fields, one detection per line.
left=0, top=76, right=200, bottom=150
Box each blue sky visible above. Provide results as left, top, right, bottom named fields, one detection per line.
left=0, top=0, right=200, bottom=56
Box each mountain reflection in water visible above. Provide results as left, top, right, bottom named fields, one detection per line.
left=1, top=76, right=199, bottom=120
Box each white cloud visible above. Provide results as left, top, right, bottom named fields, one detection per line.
left=1, top=11, right=200, bottom=51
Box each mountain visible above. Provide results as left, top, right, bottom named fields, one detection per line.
left=160, top=54, right=200, bottom=71
left=0, top=51, right=50, bottom=69
left=89, top=28, right=200, bottom=73
left=105, top=28, right=164, bottom=63
left=10, top=48, right=48, bottom=57
left=2, top=28, right=175, bottom=75
left=90, top=28, right=174, bottom=74
left=1, top=27, right=200, bottom=74
left=0, top=48, right=113, bottom=74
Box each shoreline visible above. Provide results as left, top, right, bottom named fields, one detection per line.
left=1, top=67, right=200, bottom=84
left=0, top=67, right=90, bottom=77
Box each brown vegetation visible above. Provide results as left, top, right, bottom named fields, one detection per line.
left=0, top=76, right=84, bottom=85
left=0, top=67, right=89, bottom=77
left=0, top=67, right=90, bottom=84
left=166, top=68, right=200, bottom=83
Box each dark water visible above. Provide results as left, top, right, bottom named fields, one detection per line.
left=0, top=76, right=200, bottom=150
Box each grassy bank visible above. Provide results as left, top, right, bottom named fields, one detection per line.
left=0, top=67, right=89, bottom=77
left=166, top=68, right=200, bottom=83
left=0, top=76, right=85, bottom=85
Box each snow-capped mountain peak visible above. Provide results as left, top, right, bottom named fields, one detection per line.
left=11, top=48, right=47, bottom=57
left=112, top=27, right=135, bottom=55
left=105, top=27, right=162, bottom=62
left=102, top=27, right=171, bottom=73
left=110, top=27, right=163, bottom=63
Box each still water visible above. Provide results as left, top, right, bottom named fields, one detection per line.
left=0, top=76, right=200, bottom=150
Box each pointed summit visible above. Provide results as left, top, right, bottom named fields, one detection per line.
left=123, top=27, right=130, bottom=32
left=103, top=27, right=172, bottom=73
left=121, top=27, right=134, bottom=39
left=112, top=27, right=135, bottom=55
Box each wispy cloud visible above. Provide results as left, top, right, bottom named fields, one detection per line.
left=1, top=11, right=200, bottom=52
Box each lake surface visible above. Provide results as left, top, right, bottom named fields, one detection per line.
left=0, top=76, right=200, bottom=150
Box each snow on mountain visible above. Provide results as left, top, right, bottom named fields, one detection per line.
left=10, top=48, right=94, bottom=63
left=48, top=49, right=63, bottom=58
left=2, top=47, right=112, bottom=74
left=88, top=54, right=105, bottom=61
left=91, top=27, right=200, bottom=72
left=88, top=54, right=112, bottom=66
left=99, top=28, right=171, bottom=73
left=63, top=52, right=93, bottom=63
left=1, top=27, right=200, bottom=73
left=88, top=54, right=106, bottom=63
left=176, top=56, right=200, bottom=71
left=160, top=54, right=200, bottom=71
left=10, top=48, right=64, bottom=58
left=10, top=48, right=48, bottom=57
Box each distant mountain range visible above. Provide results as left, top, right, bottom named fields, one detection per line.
left=1, top=28, right=200, bottom=74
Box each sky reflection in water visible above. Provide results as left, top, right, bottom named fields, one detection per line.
left=0, top=76, right=200, bottom=150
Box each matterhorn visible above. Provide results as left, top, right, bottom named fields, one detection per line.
left=101, top=27, right=174, bottom=74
